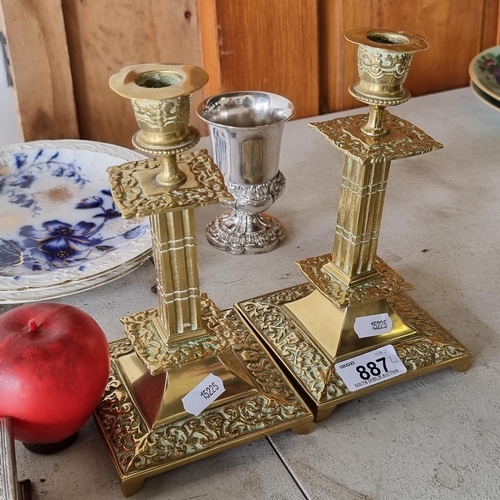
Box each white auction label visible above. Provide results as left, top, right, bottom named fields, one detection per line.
left=182, top=373, right=225, bottom=416
left=335, top=345, right=407, bottom=392
left=354, top=312, right=392, bottom=338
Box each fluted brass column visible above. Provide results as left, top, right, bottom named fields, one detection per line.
left=108, top=64, right=208, bottom=343
left=322, top=29, right=428, bottom=287
left=322, top=155, right=391, bottom=286
left=150, top=209, right=201, bottom=336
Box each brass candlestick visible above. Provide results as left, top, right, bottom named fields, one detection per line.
left=93, top=63, right=313, bottom=496
left=236, top=29, right=472, bottom=422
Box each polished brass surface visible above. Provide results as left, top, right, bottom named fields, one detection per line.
left=309, top=113, right=442, bottom=288
left=107, top=150, right=233, bottom=219
left=237, top=30, right=471, bottom=421
left=345, top=28, right=429, bottom=107
left=296, top=254, right=413, bottom=308
left=95, top=298, right=313, bottom=497
left=96, top=63, right=313, bottom=495
left=109, top=63, right=208, bottom=188
left=236, top=283, right=471, bottom=422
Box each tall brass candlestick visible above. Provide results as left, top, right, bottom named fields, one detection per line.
left=236, top=29, right=472, bottom=422
left=93, top=63, right=312, bottom=496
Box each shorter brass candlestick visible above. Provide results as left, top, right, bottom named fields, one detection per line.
left=236, top=29, right=471, bottom=422
left=94, top=63, right=312, bottom=496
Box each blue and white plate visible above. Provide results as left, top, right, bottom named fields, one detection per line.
left=0, top=140, right=151, bottom=303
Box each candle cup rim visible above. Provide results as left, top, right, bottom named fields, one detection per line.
left=109, top=63, right=208, bottom=100
left=345, top=28, right=429, bottom=53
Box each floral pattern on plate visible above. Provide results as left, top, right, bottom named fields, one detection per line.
left=0, top=140, right=151, bottom=302
left=477, top=52, right=500, bottom=86
left=1, top=189, right=145, bottom=272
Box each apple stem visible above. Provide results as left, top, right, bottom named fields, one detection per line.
left=28, top=319, right=38, bottom=333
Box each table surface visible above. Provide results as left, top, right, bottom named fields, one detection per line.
left=2, top=87, right=500, bottom=500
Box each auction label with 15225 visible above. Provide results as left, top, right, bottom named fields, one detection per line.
left=334, top=345, right=407, bottom=392
left=182, top=373, right=225, bottom=416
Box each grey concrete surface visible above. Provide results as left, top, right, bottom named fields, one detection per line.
left=1, top=87, right=499, bottom=499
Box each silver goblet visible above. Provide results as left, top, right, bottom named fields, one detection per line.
left=197, top=91, right=294, bottom=254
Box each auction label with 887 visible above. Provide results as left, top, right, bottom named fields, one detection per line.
left=334, top=345, right=407, bottom=392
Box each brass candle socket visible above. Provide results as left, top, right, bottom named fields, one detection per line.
left=95, top=64, right=313, bottom=496
left=109, top=63, right=207, bottom=187
left=236, top=29, right=471, bottom=422
left=346, top=28, right=429, bottom=108
left=345, top=28, right=428, bottom=138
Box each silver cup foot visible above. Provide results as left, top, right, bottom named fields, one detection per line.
left=206, top=210, right=284, bottom=255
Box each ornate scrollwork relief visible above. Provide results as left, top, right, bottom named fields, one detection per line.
left=107, top=150, right=232, bottom=219
left=131, top=97, right=190, bottom=132
left=309, top=113, right=443, bottom=163
left=95, top=298, right=311, bottom=475
left=357, top=45, right=413, bottom=80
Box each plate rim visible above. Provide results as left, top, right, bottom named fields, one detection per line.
left=0, top=252, right=152, bottom=304
left=469, top=45, right=500, bottom=101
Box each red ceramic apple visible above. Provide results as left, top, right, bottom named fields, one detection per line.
left=0, top=302, right=110, bottom=448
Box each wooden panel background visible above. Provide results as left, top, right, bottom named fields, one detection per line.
left=2, top=0, right=500, bottom=144
left=61, top=0, right=203, bottom=148
left=319, top=0, right=500, bottom=112
left=198, top=0, right=320, bottom=120
left=0, top=0, right=79, bottom=141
